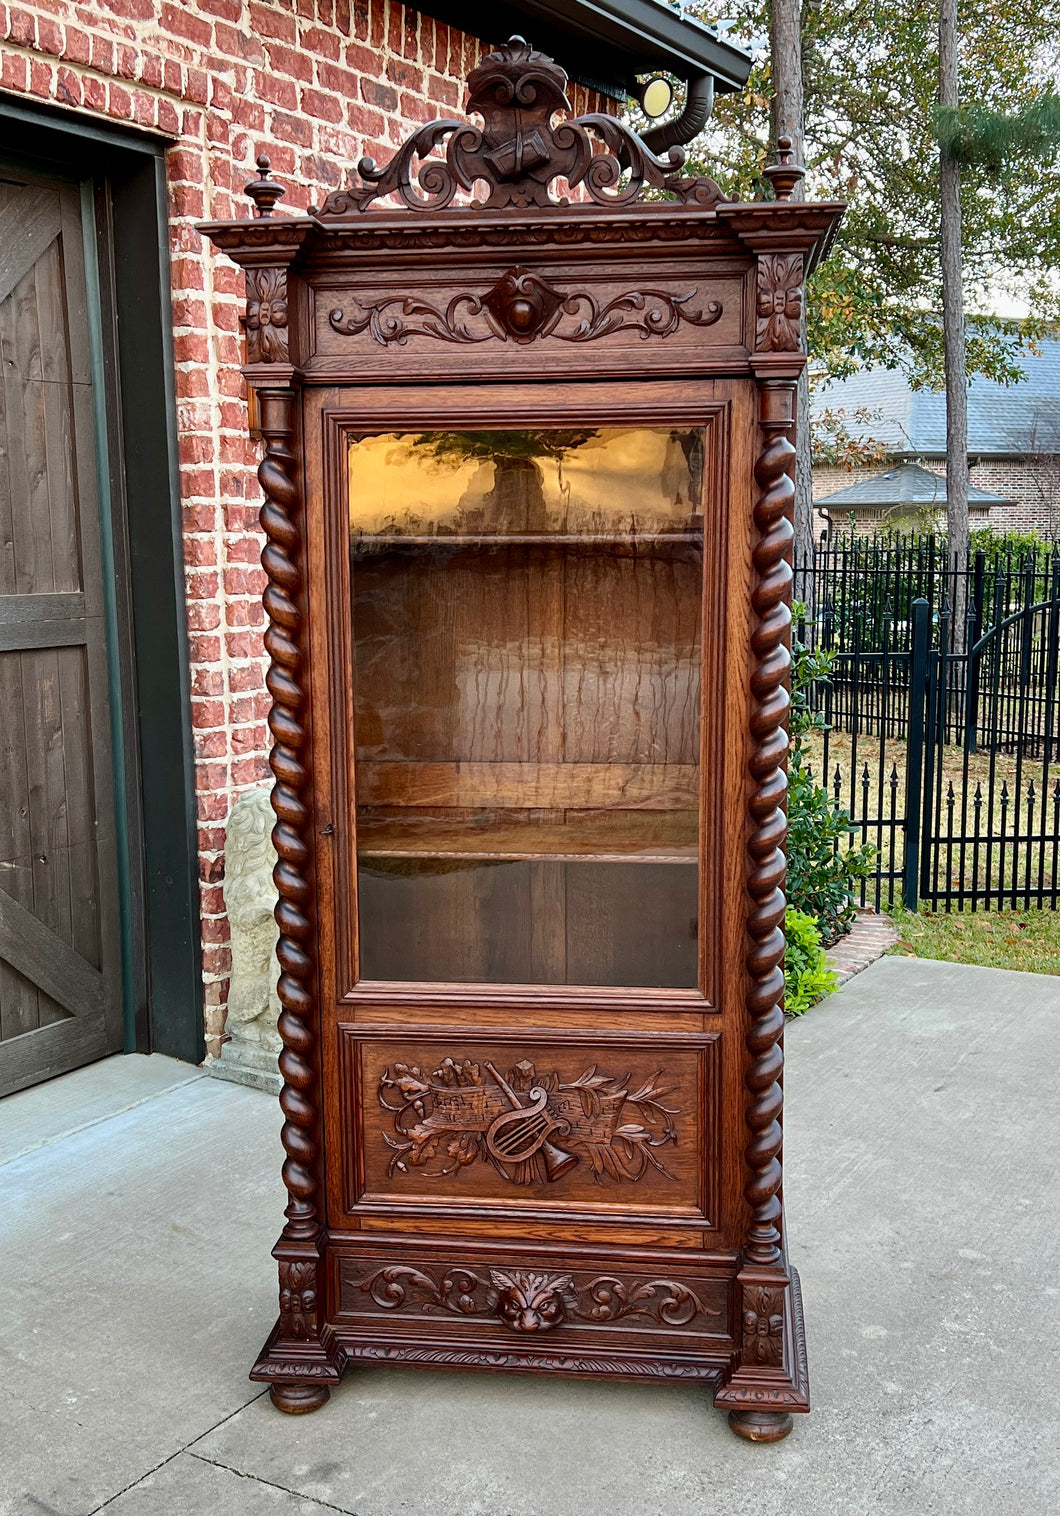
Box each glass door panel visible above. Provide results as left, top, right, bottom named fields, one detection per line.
left=349, top=427, right=705, bottom=988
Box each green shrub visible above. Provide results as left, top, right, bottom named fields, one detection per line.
left=787, top=608, right=874, bottom=943
left=784, top=909, right=839, bottom=1016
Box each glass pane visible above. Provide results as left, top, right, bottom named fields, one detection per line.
left=350, top=427, right=704, bottom=988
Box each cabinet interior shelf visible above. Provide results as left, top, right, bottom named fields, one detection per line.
left=356, top=814, right=698, bottom=865
left=351, top=531, right=703, bottom=548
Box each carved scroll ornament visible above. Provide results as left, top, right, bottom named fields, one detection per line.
left=355, top=1264, right=720, bottom=1333
left=315, top=38, right=728, bottom=215
left=329, top=266, right=722, bottom=347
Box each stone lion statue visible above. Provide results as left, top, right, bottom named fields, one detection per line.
left=224, top=786, right=282, bottom=1052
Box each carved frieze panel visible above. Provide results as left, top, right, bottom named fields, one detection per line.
left=339, top=1259, right=727, bottom=1335
left=328, top=266, right=723, bottom=347
left=344, top=1034, right=714, bottom=1212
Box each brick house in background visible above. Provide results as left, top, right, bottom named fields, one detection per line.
left=0, top=1, right=750, bottom=1095
left=811, top=338, right=1060, bottom=536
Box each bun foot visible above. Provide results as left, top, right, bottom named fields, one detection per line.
left=727, top=1409, right=794, bottom=1443
left=269, top=1382, right=331, bottom=1415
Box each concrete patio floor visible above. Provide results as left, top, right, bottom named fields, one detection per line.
left=2, top=955, right=1058, bottom=1516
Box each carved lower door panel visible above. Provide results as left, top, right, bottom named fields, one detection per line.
left=341, top=1033, right=717, bottom=1216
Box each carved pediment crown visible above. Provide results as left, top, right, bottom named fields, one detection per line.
left=307, top=36, right=728, bottom=216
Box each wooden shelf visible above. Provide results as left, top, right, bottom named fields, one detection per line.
left=351, top=531, right=703, bottom=547
left=356, top=812, right=697, bottom=864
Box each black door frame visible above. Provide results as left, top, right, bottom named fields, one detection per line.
left=0, top=95, right=203, bottom=1064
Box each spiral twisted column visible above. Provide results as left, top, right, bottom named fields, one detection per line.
left=744, top=379, right=796, bottom=1267
left=256, top=385, right=320, bottom=1246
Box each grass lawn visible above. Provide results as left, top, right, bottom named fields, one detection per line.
left=886, top=903, right=1060, bottom=975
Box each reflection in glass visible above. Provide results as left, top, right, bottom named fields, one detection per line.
left=350, top=428, right=704, bottom=988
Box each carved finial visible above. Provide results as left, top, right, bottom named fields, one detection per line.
left=245, top=155, right=285, bottom=218
left=763, top=136, right=805, bottom=202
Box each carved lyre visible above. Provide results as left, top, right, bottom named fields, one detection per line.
left=483, top=1062, right=579, bottom=1180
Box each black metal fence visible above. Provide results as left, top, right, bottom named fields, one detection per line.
left=796, top=535, right=1060, bottom=912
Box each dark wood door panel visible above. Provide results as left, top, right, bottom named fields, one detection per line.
left=0, top=166, right=122, bottom=1096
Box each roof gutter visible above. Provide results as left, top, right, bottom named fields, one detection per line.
left=415, top=0, right=753, bottom=101
left=642, top=72, right=714, bottom=153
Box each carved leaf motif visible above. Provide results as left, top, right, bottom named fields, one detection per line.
left=755, top=254, right=804, bottom=352
left=329, top=269, right=722, bottom=349
left=741, top=1285, right=785, bottom=1366
left=278, top=1260, right=317, bottom=1339
left=245, top=266, right=289, bottom=363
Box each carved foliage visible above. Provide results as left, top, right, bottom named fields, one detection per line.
left=379, top=1056, right=678, bottom=1185
left=741, top=1285, right=785, bottom=1367
left=278, top=1260, right=318, bottom=1339
left=743, top=382, right=796, bottom=1266
left=354, top=1264, right=720, bottom=1333
left=329, top=267, right=723, bottom=348
left=755, top=254, right=804, bottom=352
left=317, top=38, right=728, bottom=215
left=245, top=266, right=289, bottom=363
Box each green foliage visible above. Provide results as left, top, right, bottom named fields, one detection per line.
left=783, top=908, right=839, bottom=1016
left=969, top=525, right=1053, bottom=560
left=936, top=96, right=1060, bottom=173
left=674, top=2, right=1060, bottom=387
left=810, top=405, right=888, bottom=470
left=786, top=607, right=874, bottom=939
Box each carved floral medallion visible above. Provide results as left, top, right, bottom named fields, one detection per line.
left=328, top=267, right=723, bottom=347
left=755, top=253, right=804, bottom=352
left=278, top=1260, right=317, bottom=1339
left=741, top=1284, right=785, bottom=1367
left=379, top=1055, right=678, bottom=1185
left=245, top=266, right=289, bottom=362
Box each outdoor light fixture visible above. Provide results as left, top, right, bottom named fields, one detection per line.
left=639, top=75, right=675, bottom=119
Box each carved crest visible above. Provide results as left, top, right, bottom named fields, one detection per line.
left=316, top=37, right=728, bottom=215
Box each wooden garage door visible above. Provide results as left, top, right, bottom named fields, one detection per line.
left=0, top=167, right=123, bottom=1097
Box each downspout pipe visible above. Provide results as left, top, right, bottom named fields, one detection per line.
left=641, top=72, right=715, bottom=153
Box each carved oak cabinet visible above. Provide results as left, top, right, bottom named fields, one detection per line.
left=201, top=40, right=842, bottom=1442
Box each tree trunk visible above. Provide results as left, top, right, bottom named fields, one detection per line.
left=771, top=0, right=814, bottom=575
left=939, top=0, right=969, bottom=645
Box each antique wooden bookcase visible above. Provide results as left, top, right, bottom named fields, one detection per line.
left=202, top=39, right=842, bottom=1442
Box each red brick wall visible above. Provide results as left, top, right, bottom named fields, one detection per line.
left=0, top=1, right=608, bottom=1056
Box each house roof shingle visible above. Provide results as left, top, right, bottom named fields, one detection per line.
left=812, top=337, right=1060, bottom=459
left=816, top=462, right=1010, bottom=509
